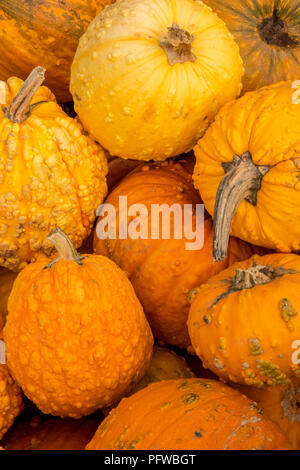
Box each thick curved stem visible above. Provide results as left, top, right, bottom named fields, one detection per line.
left=45, top=227, right=85, bottom=268
left=4, top=66, right=46, bottom=123
left=159, top=22, right=197, bottom=66
left=213, top=152, right=270, bottom=262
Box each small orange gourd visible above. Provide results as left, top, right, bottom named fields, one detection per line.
left=4, top=228, right=153, bottom=418
left=86, top=379, right=291, bottom=450
left=188, top=253, right=300, bottom=388
left=0, top=365, right=23, bottom=440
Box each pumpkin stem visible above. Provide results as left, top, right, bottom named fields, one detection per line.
left=257, top=6, right=299, bottom=48
left=213, top=152, right=270, bottom=262
left=46, top=227, right=85, bottom=268
left=4, top=66, right=46, bottom=124
left=209, top=261, right=297, bottom=308
left=281, top=387, right=300, bottom=423
left=159, top=22, right=197, bottom=66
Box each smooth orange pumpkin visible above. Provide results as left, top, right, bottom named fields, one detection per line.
left=94, top=159, right=264, bottom=349
left=86, top=378, right=291, bottom=450
left=4, top=228, right=153, bottom=418
left=204, top=0, right=300, bottom=93
left=1, top=416, right=101, bottom=450
left=188, top=253, right=300, bottom=388
left=0, top=0, right=115, bottom=102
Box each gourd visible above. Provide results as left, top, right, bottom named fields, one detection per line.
left=188, top=253, right=300, bottom=388
left=0, top=0, right=115, bottom=102
left=94, top=159, right=261, bottom=349
left=0, top=365, right=23, bottom=440
left=3, top=228, right=153, bottom=418
left=86, top=379, right=291, bottom=450
left=238, top=380, right=300, bottom=450
left=70, top=0, right=244, bottom=161
left=1, top=416, right=101, bottom=450
left=203, top=0, right=300, bottom=93
left=193, top=80, right=300, bottom=261
left=0, top=67, right=107, bottom=271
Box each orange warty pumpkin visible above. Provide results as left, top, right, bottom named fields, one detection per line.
left=193, top=80, right=300, bottom=261
left=0, top=268, right=18, bottom=333
left=188, top=253, right=300, bottom=388
left=4, top=228, right=153, bottom=418
left=238, top=379, right=300, bottom=450
left=204, top=0, right=300, bottom=92
left=0, top=365, right=23, bottom=440
left=86, top=378, right=291, bottom=450
left=1, top=416, right=101, bottom=450
left=94, top=159, right=263, bottom=349
left=0, top=0, right=115, bottom=102
left=0, top=67, right=107, bottom=271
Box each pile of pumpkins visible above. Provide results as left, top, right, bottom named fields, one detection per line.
left=0, top=0, right=300, bottom=451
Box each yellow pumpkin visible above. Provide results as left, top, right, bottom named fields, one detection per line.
left=193, top=80, right=300, bottom=261
left=0, top=67, right=107, bottom=270
left=70, top=0, right=244, bottom=161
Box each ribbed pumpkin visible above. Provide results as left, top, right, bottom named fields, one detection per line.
left=86, top=378, right=291, bottom=450
left=94, top=159, right=262, bottom=349
left=188, top=253, right=300, bottom=388
left=70, top=0, right=244, bottom=161
left=238, top=379, right=300, bottom=450
left=0, top=67, right=107, bottom=271
left=1, top=416, right=101, bottom=450
left=0, top=365, right=23, bottom=440
left=4, top=228, right=153, bottom=418
left=0, top=0, right=115, bottom=102
left=193, top=80, right=300, bottom=261
left=0, top=269, right=17, bottom=332
left=204, top=0, right=300, bottom=93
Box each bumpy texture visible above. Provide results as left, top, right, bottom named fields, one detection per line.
left=0, top=365, right=23, bottom=440
left=0, top=0, right=115, bottom=101
left=188, top=253, right=300, bottom=388
left=94, top=159, right=261, bottom=348
left=238, top=379, right=300, bottom=450
left=204, top=0, right=300, bottom=93
left=71, top=0, right=244, bottom=161
left=1, top=416, right=101, bottom=450
left=4, top=254, right=153, bottom=418
left=193, top=80, right=300, bottom=253
left=86, top=378, right=291, bottom=450
left=0, top=75, right=107, bottom=270
left=0, top=268, right=18, bottom=332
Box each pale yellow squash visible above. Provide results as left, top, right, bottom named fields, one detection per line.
left=70, top=0, right=244, bottom=161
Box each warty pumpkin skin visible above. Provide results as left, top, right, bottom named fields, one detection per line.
left=0, top=365, right=23, bottom=440
left=188, top=253, right=300, bottom=388
left=193, top=80, right=300, bottom=261
left=86, top=378, right=291, bottom=450
left=3, top=228, right=153, bottom=418
left=0, top=67, right=107, bottom=271
left=70, top=0, right=244, bottom=161
left=0, top=0, right=115, bottom=102
left=238, top=379, right=300, bottom=450
left=203, top=0, right=300, bottom=93
left=93, top=159, right=256, bottom=349
left=1, top=416, right=101, bottom=450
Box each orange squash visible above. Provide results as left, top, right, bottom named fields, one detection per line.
left=94, top=159, right=263, bottom=349
left=204, top=0, right=300, bottom=93
left=193, top=80, right=300, bottom=261
left=0, top=0, right=115, bottom=102
left=0, top=365, right=23, bottom=440
left=238, top=379, right=300, bottom=450
left=86, top=378, right=291, bottom=450
left=1, top=416, right=101, bottom=450
left=4, top=228, right=153, bottom=418
left=0, top=268, right=18, bottom=333
left=188, top=253, right=300, bottom=388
